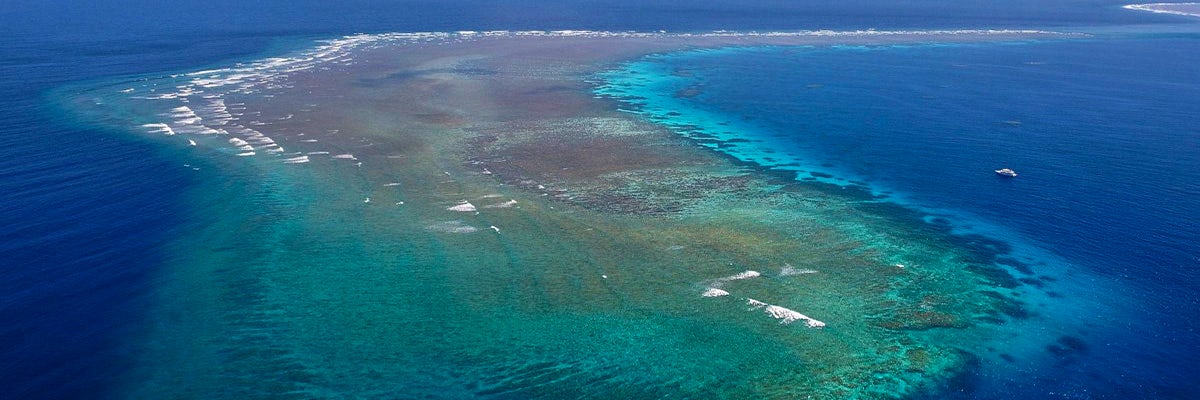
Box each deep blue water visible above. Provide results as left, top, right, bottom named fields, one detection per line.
left=599, top=36, right=1200, bottom=397
left=0, top=1, right=1195, bottom=398
left=665, top=39, right=1200, bottom=287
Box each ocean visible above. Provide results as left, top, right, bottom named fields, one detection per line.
left=1, top=1, right=1197, bottom=398
left=594, top=35, right=1200, bottom=397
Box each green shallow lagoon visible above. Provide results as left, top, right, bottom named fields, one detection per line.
left=64, top=31, right=1079, bottom=399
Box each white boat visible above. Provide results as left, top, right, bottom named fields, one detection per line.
left=995, top=168, right=1018, bottom=177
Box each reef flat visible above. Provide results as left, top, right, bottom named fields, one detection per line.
left=66, top=29, right=1079, bottom=399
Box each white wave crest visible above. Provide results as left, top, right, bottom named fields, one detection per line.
left=780, top=265, right=818, bottom=276
left=427, top=220, right=478, bottom=233
left=447, top=201, right=477, bottom=212
left=745, top=298, right=825, bottom=328
left=141, top=123, right=175, bottom=135
left=708, top=270, right=761, bottom=288
left=1124, top=3, right=1200, bottom=18
left=483, top=199, right=518, bottom=209
left=228, top=137, right=255, bottom=151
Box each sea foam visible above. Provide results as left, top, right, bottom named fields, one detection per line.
left=447, top=202, right=477, bottom=212
left=1123, top=3, right=1200, bottom=17
left=708, top=270, right=761, bottom=288
left=745, top=298, right=825, bottom=328
left=780, top=265, right=818, bottom=276
left=427, top=220, right=479, bottom=233
left=141, top=123, right=175, bottom=135
left=483, top=199, right=519, bottom=209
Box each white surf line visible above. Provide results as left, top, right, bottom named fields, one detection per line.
left=447, top=201, right=477, bottom=212
left=455, top=28, right=1068, bottom=39
left=228, top=137, right=255, bottom=152
left=780, top=264, right=818, bottom=276
left=482, top=199, right=519, bottom=209
left=1124, top=3, right=1200, bottom=17
left=706, top=270, right=761, bottom=289
left=746, top=298, right=826, bottom=328
left=141, top=123, right=175, bottom=135
left=426, top=220, right=478, bottom=234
